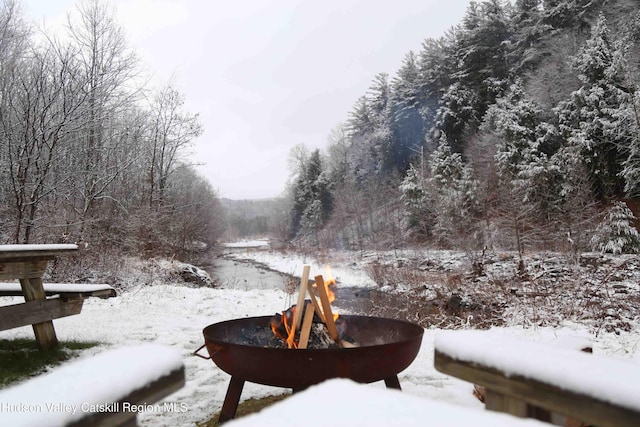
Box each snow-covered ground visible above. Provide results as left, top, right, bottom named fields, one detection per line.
left=1, top=248, right=639, bottom=426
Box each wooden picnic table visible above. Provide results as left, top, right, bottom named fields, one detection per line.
left=434, top=330, right=640, bottom=427
left=0, top=244, right=79, bottom=350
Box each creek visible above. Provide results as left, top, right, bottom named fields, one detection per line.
left=204, top=256, right=430, bottom=323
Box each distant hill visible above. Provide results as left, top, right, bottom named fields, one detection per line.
left=221, top=197, right=288, bottom=239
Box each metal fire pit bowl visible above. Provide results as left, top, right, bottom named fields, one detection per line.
left=197, top=315, right=424, bottom=423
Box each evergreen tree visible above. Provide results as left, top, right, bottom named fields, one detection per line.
left=418, top=32, right=459, bottom=140
left=454, top=0, right=512, bottom=114
left=621, top=91, right=640, bottom=196
left=484, top=81, right=561, bottom=221
left=435, top=0, right=512, bottom=152
left=388, top=52, right=425, bottom=173
left=556, top=14, right=633, bottom=201
left=428, top=136, right=480, bottom=247
left=290, top=150, right=333, bottom=238
left=590, top=201, right=640, bottom=254
left=399, top=163, right=432, bottom=241
left=542, top=0, right=602, bottom=31
left=435, top=82, right=477, bottom=154
left=509, top=0, right=548, bottom=72
left=347, top=75, right=393, bottom=181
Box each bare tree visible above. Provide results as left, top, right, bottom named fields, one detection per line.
left=64, top=0, right=142, bottom=240
left=2, top=37, right=82, bottom=242
left=0, top=0, right=30, bottom=242
left=146, top=83, right=203, bottom=209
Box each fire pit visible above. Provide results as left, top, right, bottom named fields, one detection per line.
left=197, top=314, right=424, bottom=422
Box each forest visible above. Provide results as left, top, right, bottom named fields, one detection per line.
left=281, top=0, right=640, bottom=261
left=3, top=0, right=640, bottom=267
left=0, top=0, right=224, bottom=260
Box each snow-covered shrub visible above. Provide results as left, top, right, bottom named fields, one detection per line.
left=590, top=201, right=640, bottom=254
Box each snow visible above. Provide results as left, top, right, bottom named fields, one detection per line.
left=0, top=283, right=114, bottom=294
left=435, top=330, right=640, bottom=412
left=225, top=378, right=549, bottom=427
left=222, top=240, right=270, bottom=248
left=224, top=249, right=379, bottom=288
left=0, top=244, right=78, bottom=252
left=0, top=344, right=182, bottom=427
left=0, top=249, right=639, bottom=426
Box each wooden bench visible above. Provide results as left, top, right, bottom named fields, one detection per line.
left=0, top=244, right=100, bottom=350
left=0, top=283, right=116, bottom=332
left=434, top=330, right=640, bottom=427
left=223, top=378, right=551, bottom=427
left=0, top=344, right=185, bottom=426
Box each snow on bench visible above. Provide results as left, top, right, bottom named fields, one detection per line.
left=225, top=378, right=549, bottom=427
left=0, top=283, right=116, bottom=299
left=0, top=344, right=185, bottom=427
left=0, top=283, right=117, bottom=332
left=434, top=330, right=640, bottom=427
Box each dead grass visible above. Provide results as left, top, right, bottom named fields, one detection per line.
left=197, top=393, right=291, bottom=426
left=360, top=251, right=640, bottom=332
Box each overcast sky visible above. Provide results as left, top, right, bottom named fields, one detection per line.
left=23, top=0, right=472, bottom=200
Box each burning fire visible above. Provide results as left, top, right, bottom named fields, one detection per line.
left=316, top=266, right=339, bottom=322
left=270, top=265, right=338, bottom=349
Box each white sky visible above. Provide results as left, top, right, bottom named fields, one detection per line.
left=22, top=0, right=472, bottom=200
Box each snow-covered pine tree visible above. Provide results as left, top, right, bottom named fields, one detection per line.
left=428, top=136, right=480, bottom=248
left=290, top=150, right=333, bottom=239
left=389, top=52, right=425, bottom=174
left=484, top=81, right=562, bottom=222
left=556, top=14, right=633, bottom=201
left=620, top=91, right=640, bottom=196
left=590, top=201, right=640, bottom=254
left=347, top=75, right=393, bottom=181
left=509, top=0, right=547, bottom=73
left=399, top=163, right=432, bottom=241
left=434, top=82, right=477, bottom=154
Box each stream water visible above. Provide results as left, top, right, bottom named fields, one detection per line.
left=204, top=256, right=430, bottom=323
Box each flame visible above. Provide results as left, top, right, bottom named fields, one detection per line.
left=284, top=308, right=297, bottom=349
left=271, top=265, right=341, bottom=348
left=270, top=308, right=298, bottom=349
left=323, top=265, right=339, bottom=321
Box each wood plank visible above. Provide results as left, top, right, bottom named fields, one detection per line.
left=0, top=298, right=84, bottom=331
left=0, top=260, right=49, bottom=280
left=19, top=277, right=59, bottom=350
left=297, top=303, right=316, bottom=349
left=314, top=275, right=339, bottom=341
left=67, top=366, right=186, bottom=427
left=305, top=281, right=325, bottom=323
left=484, top=390, right=528, bottom=417
left=434, top=350, right=640, bottom=427
left=293, top=265, right=311, bottom=330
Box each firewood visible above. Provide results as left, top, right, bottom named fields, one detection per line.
left=314, top=275, right=339, bottom=342
left=293, top=264, right=311, bottom=330
left=297, top=304, right=315, bottom=349
left=305, top=281, right=325, bottom=323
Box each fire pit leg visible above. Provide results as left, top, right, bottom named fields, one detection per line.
left=384, top=375, right=402, bottom=390
left=218, top=376, right=245, bottom=424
